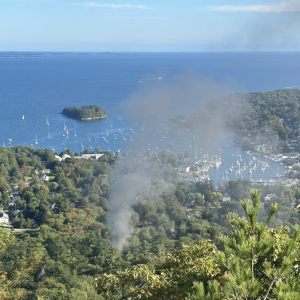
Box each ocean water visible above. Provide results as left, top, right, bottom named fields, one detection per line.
left=1, top=52, right=299, bottom=183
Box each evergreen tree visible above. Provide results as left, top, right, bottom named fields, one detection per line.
left=191, top=190, right=300, bottom=300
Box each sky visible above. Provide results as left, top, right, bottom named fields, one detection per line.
left=0, top=0, right=300, bottom=52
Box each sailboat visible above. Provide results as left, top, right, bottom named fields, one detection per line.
left=35, top=135, right=38, bottom=145
left=22, top=115, right=25, bottom=120
left=74, top=131, right=77, bottom=137
left=46, top=117, right=49, bottom=125
left=48, top=133, right=50, bottom=138
left=8, top=139, right=12, bottom=145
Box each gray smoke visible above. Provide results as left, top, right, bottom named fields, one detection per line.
left=236, top=14, right=300, bottom=51
left=124, top=72, right=235, bottom=121
left=206, top=1, right=300, bottom=51
left=108, top=173, right=150, bottom=250
left=107, top=72, right=240, bottom=251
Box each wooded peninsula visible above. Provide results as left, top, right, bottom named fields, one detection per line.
left=171, top=89, right=300, bottom=153
left=61, top=105, right=106, bottom=121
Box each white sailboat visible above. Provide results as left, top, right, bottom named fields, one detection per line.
left=46, top=117, right=49, bottom=125
left=75, top=131, right=77, bottom=137
left=22, top=115, right=25, bottom=120
left=35, top=135, right=38, bottom=145
left=8, top=138, right=12, bottom=145
left=48, top=133, right=50, bottom=138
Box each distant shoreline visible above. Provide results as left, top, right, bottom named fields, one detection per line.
left=80, top=115, right=107, bottom=121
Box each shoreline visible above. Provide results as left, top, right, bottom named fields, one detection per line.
left=81, top=115, right=106, bottom=121
left=61, top=114, right=107, bottom=121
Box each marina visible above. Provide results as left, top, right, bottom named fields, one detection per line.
left=0, top=112, right=287, bottom=185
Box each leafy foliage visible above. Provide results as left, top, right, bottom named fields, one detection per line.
left=0, top=145, right=299, bottom=298
left=97, top=191, right=300, bottom=299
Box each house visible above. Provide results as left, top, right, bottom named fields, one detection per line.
left=0, top=207, right=9, bottom=224
left=8, top=202, right=16, bottom=210
left=78, top=154, right=104, bottom=160
left=61, top=154, right=71, bottom=161
left=12, top=195, right=20, bottom=202
left=264, top=194, right=277, bottom=202
left=222, top=193, right=231, bottom=202
left=43, top=169, right=51, bottom=174
left=48, top=203, right=56, bottom=209
left=178, top=165, right=190, bottom=173
left=55, top=155, right=62, bottom=162
left=38, top=174, right=49, bottom=181
left=10, top=183, right=19, bottom=190
left=13, top=210, right=21, bottom=217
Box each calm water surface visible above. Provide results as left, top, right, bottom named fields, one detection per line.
left=0, top=52, right=299, bottom=183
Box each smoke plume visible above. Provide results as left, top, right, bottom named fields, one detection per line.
left=206, top=0, right=300, bottom=51
left=107, top=72, right=239, bottom=250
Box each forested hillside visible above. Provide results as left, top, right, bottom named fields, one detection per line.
left=0, top=146, right=299, bottom=299
left=170, top=89, right=300, bottom=152
left=209, top=89, right=300, bottom=150
left=97, top=191, right=300, bottom=299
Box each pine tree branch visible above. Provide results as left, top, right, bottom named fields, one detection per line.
left=263, top=277, right=277, bottom=300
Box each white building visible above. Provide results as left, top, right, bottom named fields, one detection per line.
left=178, top=165, right=190, bottom=173
left=0, top=207, right=9, bottom=224
left=264, top=194, right=277, bottom=202
left=61, top=154, right=71, bottom=161
left=55, top=155, right=62, bottom=162
left=38, top=174, right=49, bottom=181
left=79, top=154, right=104, bottom=160
left=222, top=193, right=231, bottom=202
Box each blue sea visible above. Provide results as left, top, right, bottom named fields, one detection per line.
left=1, top=52, right=300, bottom=183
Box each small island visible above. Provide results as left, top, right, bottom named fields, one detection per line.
left=61, top=105, right=106, bottom=121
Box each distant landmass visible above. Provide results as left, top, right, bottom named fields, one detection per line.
left=61, top=105, right=106, bottom=121
left=171, top=88, right=300, bottom=153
